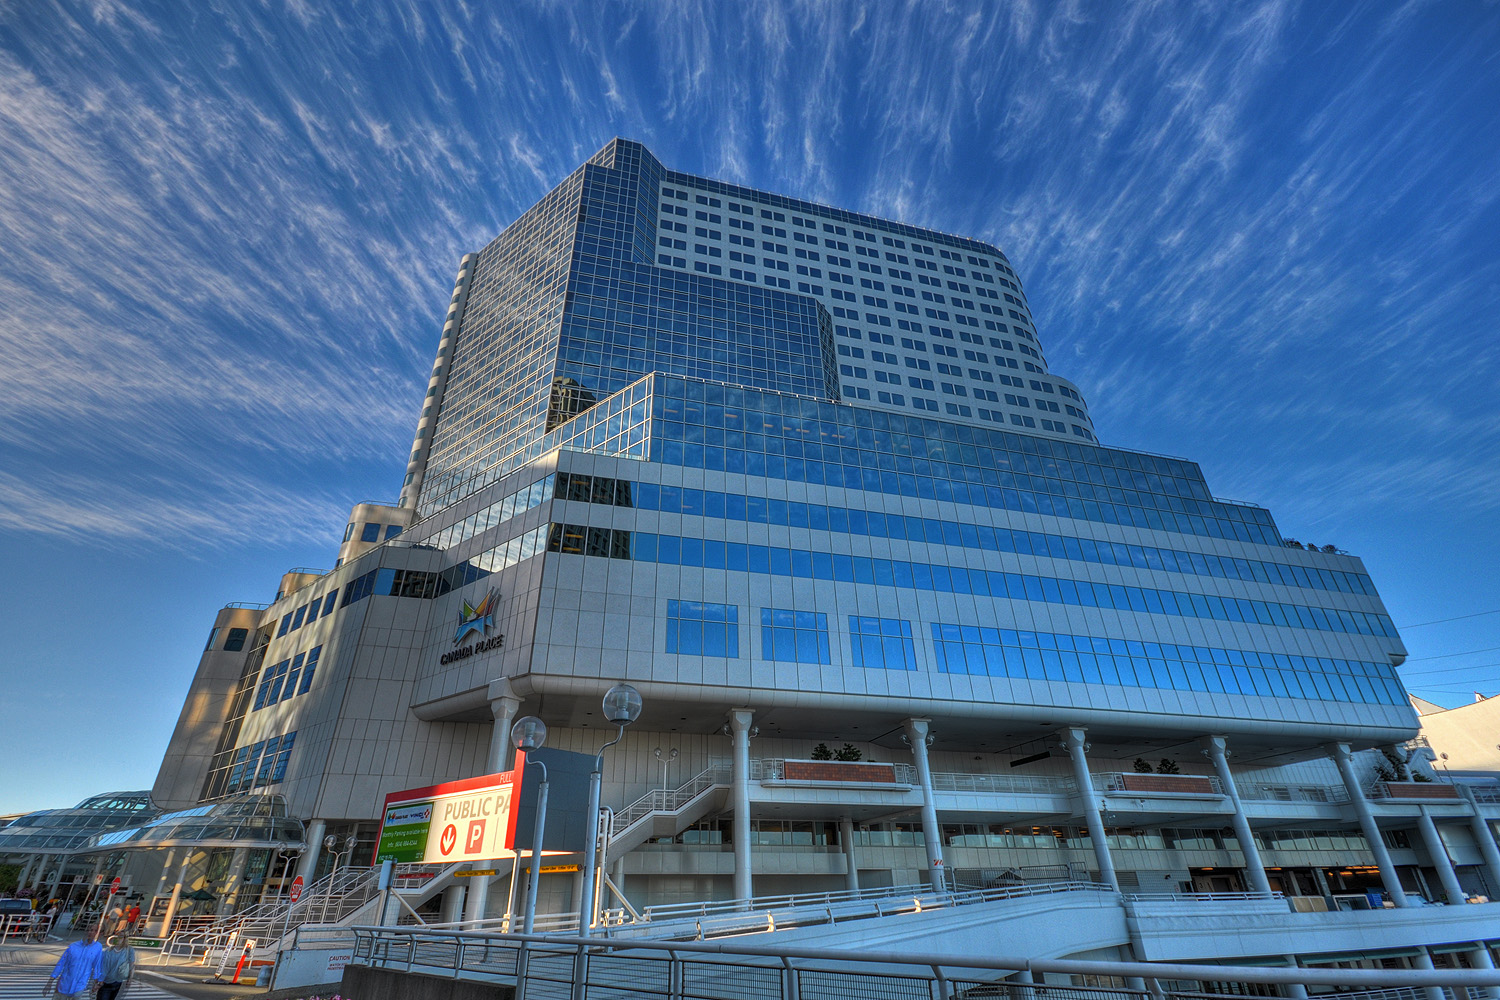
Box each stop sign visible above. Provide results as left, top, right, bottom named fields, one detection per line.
left=109, top=877, right=121, bottom=894
left=288, top=875, right=303, bottom=903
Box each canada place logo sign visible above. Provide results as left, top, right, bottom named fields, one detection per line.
left=441, top=589, right=505, bottom=665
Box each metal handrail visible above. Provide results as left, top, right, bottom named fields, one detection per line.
left=1123, top=891, right=1285, bottom=903
left=629, top=878, right=1113, bottom=938
left=1093, top=772, right=1224, bottom=795
left=345, top=924, right=1500, bottom=992
left=611, top=765, right=732, bottom=836
left=1238, top=782, right=1350, bottom=804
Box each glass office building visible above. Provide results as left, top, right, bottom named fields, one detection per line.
left=129, top=140, right=1500, bottom=970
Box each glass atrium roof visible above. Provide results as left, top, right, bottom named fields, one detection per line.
left=89, top=795, right=305, bottom=850
left=0, top=791, right=155, bottom=854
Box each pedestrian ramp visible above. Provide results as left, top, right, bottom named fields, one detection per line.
left=0, top=965, right=183, bottom=998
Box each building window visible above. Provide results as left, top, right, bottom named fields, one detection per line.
left=849, top=616, right=917, bottom=670
left=204, top=626, right=222, bottom=651
left=223, top=627, right=248, bottom=652
left=761, top=608, right=830, bottom=664
left=666, top=601, right=739, bottom=657
left=360, top=522, right=381, bottom=543
left=385, top=524, right=403, bottom=539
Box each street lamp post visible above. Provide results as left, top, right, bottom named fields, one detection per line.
left=578, top=683, right=642, bottom=938
left=654, top=747, right=679, bottom=792
left=512, top=716, right=550, bottom=935
left=572, top=683, right=641, bottom=1000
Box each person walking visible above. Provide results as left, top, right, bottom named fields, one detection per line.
left=97, top=934, right=137, bottom=999
left=46, top=932, right=103, bottom=998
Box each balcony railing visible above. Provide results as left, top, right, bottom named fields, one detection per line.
left=1094, top=773, right=1223, bottom=795
left=1238, top=782, right=1350, bottom=804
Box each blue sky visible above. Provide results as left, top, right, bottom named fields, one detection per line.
left=1, top=1, right=1497, bottom=813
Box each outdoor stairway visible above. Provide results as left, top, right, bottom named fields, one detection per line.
left=607, top=765, right=731, bottom=857
left=158, top=862, right=454, bottom=961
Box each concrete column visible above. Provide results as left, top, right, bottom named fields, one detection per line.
left=463, top=873, right=491, bottom=925
left=1416, top=808, right=1465, bottom=904
left=17, top=856, right=35, bottom=890
left=1458, top=789, right=1500, bottom=896
left=1282, top=957, right=1308, bottom=1000
left=1412, top=948, right=1447, bottom=1000
left=1469, top=942, right=1497, bottom=1000
left=156, top=857, right=192, bottom=937
left=839, top=817, right=860, bottom=892
left=217, top=848, right=250, bottom=914
left=46, top=858, right=65, bottom=902
left=296, top=820, right=326, bottom=882
left=486, top=681, right=522, bottom=774
left=1063, top=728, right=1118, bottom=891
left=29, top=854, right=51, bottom=892
left=440, top=884, right=466, bottom=924
left=610, top=857, right=628, bottom=913
left=729, top=709, right=755, bottom=902
left=1329, top=742, right=1408, bottom=906
left=905, top=719, right=946, bottom=891
left=1202, top=736, right=1273, bottom=895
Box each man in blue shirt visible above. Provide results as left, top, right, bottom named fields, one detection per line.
left=48, top=932, right=103, bottom=998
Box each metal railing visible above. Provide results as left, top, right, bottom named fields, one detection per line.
left=1093, top=773, right=1224, bottom=795
left=1239, top=782, right=1350, bottom=804
left=619, top=879, right=1114, bottom=941
left=158, top=862, right=445, bottom=961
left=1123, top=891, right=1284, bottom=904
left=932, top=770, right=1074, bottom=795
left=346, top=924, right=1500, bottom=1000
left=611, top=765, right=732, bottom=843
left=1470, top=785, right=1500, bottom=804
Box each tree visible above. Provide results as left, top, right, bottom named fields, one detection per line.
left=1156, top=758, right=1181, bottom=774
left=810, top=743, right=834, bottom=760
left=1133, top=758, right=1154, bottom=773
left=0, top=863, right=20, bottom=895
left=834, top=744, right=864, bottom=762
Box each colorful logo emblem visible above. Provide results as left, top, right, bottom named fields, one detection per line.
left=453, top=589, right=498, bottom=645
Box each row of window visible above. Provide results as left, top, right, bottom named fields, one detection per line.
left=276, top=587, right=338, bottom=637
left=553, top=473, right=1373, bottom=597
left=662, top=184, right=1019, bottom=281
left=617, top=529, right=1397, bottom=640
left=536, top=375, right=1282, bottom=551
left=252, top=647, right=322, bottom=710
left=666, top=819, right=1375, bottom=855
left=342, top=520, right=404, bottom=544
left=202, top=731, right=297, bottom=799
left=651, top=594, right=1399, bottom=704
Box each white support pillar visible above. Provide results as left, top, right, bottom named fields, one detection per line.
left=296, top=820, right=326, bottom=882
left=156, top=857, right=192, bottom=938
left=440, top=884, right=466, bottom=924
left=729, top=709, right=755, bottom=902
left=1063, top=728, right=1118, bottom=891
left=17, top=856, right=35, bottom=890
left=1412, top=948, right=1447, bottom=1000
left=217, top=848, right=250, bottom=914
left=1459, top=787, right=1500, bottom=896
left=1201, top=736, right=1272, bottom=894
left=464, top=872, right=491, bottom=925
left=1416, top=808, right=1465, bottom=904
left=904, top=718, right=946, bottom=891
left=30, top=854, right=51, bottom=892
left=839, top=817, right=860, bottom=892
left=1283, top=957, right=1308, bottom=1000
left=486, top=680, right=521, bottom=774
left=1469, top=942, right=1498, bottom=1000
left=1329, top=742, right=1408, bottom=906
